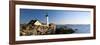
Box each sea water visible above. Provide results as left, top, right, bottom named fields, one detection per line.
left=56, top=24, right=90, bottom=33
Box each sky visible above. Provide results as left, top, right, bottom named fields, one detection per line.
left=20, top=8, right=91, bottom=24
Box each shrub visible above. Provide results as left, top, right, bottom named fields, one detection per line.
left=55, top=27, right=75, bottom=34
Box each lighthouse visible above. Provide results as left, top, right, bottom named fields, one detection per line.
left=45, top=13, right=49, bottom=26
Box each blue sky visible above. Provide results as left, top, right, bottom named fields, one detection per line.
left=20, top=8, right=91, bottom=24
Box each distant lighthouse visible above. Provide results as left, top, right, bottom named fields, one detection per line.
left=45, top=13, right=49, bottom=26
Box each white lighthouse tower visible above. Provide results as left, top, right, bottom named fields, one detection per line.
left=45, top=13, right=49, bottom=26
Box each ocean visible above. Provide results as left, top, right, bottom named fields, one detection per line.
left=56, top=24, right=90, bottom=33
